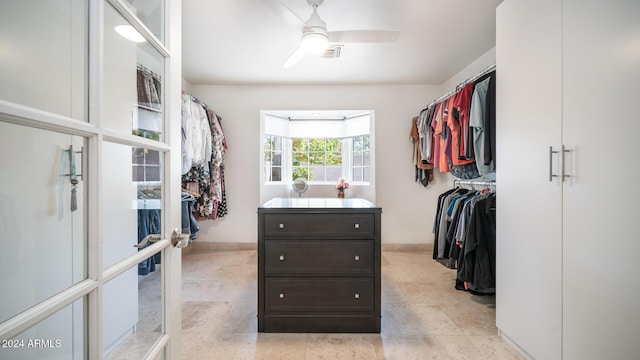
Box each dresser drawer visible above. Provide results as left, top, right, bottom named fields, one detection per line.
left=265, top=278, right=374, bottom=312
left=264, top=213, right=374, bottom=238
left=265, top=240, right=373, bottom=275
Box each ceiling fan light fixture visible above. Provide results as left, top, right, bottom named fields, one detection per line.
left=114, top=25, right=146, bottom=43
left=300, top=32, right=329, bottom=53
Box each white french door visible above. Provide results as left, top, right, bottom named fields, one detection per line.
left=0, top=0, right=183, bottom=359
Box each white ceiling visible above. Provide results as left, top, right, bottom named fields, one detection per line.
left=181, top=0, right=503, bottom=86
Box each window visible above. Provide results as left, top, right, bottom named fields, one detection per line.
left=132, top=148, right=161, bottom=182
left=292, top=138, right=342, bottom=182
left=352, top=135, right=371, bottom=182
left=264, top=135, right=370, bottom=184
left=264, top=135, right=283, bottom=182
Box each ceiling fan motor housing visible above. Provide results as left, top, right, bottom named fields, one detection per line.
left=300, top=3, right=328, bottom=52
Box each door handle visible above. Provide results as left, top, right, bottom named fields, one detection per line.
left=549, top=145, right=572, bottom=182
left=549, top=146, right=560, bottom=182
left=561, top=145, right=571, bottom=182
left=135, top=229, right=190, bottom=248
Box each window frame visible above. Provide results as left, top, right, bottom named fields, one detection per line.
left=264, top=134, right=370, bottom=185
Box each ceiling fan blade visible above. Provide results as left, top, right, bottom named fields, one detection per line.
left=261, top=0, right=306, bottom=28
left=282, top=46, right=307, bottom=68
left=328, top=30, right=400, bottom=43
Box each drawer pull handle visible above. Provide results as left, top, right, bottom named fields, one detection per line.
left=279, top=255, right=285, bottom=261
left=279, top=223, right=285, bottom=229
left=354, top=293, right=360, bottom=299
left=354, top=255, right=360, bottom=261
left=279, top=293, right=285, bottom=299
left=354, top=223, right=360, bottom=229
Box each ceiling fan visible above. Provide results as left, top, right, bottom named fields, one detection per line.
left=264, top=0, right=400, bottom=68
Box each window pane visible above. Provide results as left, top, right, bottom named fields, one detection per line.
left=326, top=167, right=342, bottom=181
left=103, top=142, right=163, bottom=270
left=272, top=167, right=282, bottom=182
left=264, top=150, right=272, bottom=162
left=0, top=122, right=87, bottom=323
left=273, top=137, right=282, bottom=151
left=132, top=148, right=145, bottom=164
left=104, top=2, right=164, bottom=141
left=363, top=135, right=371, bottom=150
left=103, top=260, right=162, bottom=360
left=309, top=152, right=324, bottom=166
left=292, top=152, right=308, bottom=166
left=326, top=139, right=342, bottom=152
left=272, top=152, right=282, bottom=166
left=353, top=152, right=363, bottom=166
left=123, top=0, right=164, bottom=43
left=353, top=137, right=363, bottom=151
left=353, top=169, right=363, bottom=182
left=3, top=299, right=85, bottom=359
left=292, top=167, right=309, bottom=181
left=310, top=166, right=324, bottom=181
left=363, top=167, right=370, bottom=182
left=146, top=149, right=160, bottom=164
left=292, top=138, right=308, bottom=151
left=0, top=1, right=87, bottom=121
left=363, top=151, right=370, bottom=166
left=133, top=165, right=145, bottom=181
left=327, top=152, right=342, bottom=165
left=309, top=138, right=326, bottom=151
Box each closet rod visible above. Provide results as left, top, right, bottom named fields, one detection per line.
left=181, top=90, right=207, bottom=108
left=453, top=179, right=496, bottom=188
left=426, top=63, right=496, bottom=108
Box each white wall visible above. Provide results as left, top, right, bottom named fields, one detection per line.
left=189, top=48, right=496, bottom=245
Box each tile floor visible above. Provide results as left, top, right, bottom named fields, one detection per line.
left=179, top=247, right=525, bottom=360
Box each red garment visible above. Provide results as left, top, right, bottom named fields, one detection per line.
left=448, top=87, right=475, bottom=167
left=454, top=83, right=475, bottom=159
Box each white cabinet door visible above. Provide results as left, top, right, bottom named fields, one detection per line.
left=562, top=1, right=640, bottom=359
left=496, top=0, right=563, bottom=359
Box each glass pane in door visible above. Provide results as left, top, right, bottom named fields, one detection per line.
left=122, top=0, right=164, bottom=43
left=0, top=121, right=86, bottom=323
left=102, top=142, right=163, bottom=270
left=0, top=0, right=87, bottom=121
left=103, top=2, right=165, bottom=141
left=102, top=262, right=162, bottom=360
left=0, top=299, right=85, bottom=360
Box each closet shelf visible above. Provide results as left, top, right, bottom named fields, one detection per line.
left=138, top=104, right=162, bottom=113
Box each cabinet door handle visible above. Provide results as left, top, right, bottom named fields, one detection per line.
left=279, top=255, right=285, bottom=261
left=549, top=146, right=560, bottom=182
left=561, top=145, right=571, bottom=182
left=354, top=255, right=360, bottom=261
left=354, top=293, right=360, bottom=299
left=279, top=223, right=285, bottom=229
left=354, top=223, right=360, bottom=229
left=279, top=293, right=285, bottom=299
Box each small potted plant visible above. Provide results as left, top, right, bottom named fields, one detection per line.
left=336, top=177, right=349, bottom=198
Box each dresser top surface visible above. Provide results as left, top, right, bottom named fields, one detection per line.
left=260, top=198, right=380, bottom=211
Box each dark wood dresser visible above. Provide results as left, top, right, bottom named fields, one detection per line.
left=257, top=198, right=382, bottom=333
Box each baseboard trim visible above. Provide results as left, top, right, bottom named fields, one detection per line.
left=186, top=242, right=257, bottom=252
left=381, top=243, right=433, bottom=252
left=183, top=242, right=432, bottom=254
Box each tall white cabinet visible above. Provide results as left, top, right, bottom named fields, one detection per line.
left=496, top=0, right=640, bottom=359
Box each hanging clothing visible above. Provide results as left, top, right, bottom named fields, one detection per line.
left=180, top=91, right=229, bottom=221
left=457, top=193, right=496, bottom=292
left=432, top=185, right=496, bottom=295
left=138, top=209, right=161, bottom=276
left=410, top=115, right=434, bottom=187
left=412, top=67, right=496, bottom=180
left=483, top=72, right=497, bottom=170
left=469, top=76, right=493, bottom=175
left=181, top=94, right=212, bottom=175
